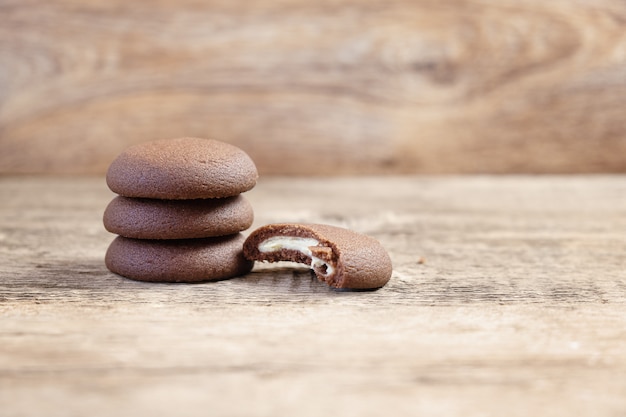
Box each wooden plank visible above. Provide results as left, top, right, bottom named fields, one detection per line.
left=0, top=176, right=625, bottom=416
left=1, top=0, right=626, bottom=175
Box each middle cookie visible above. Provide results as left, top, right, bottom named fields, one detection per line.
left=103, top=195, right=254, bottom=240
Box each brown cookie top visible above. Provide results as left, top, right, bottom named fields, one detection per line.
left=106, top=137, right=258, bottom=199
left=103, top=195, right=254, bottom=240
left=243, top=223, right=392, bottom=290
left=105, top=234, right=253, bottom=283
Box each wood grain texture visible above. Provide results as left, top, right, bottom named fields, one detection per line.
left=1, top=176, right=626, bottom=416
left=1, top=0, right=626, bottom=175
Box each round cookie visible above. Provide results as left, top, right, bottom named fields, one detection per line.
left=243, top=223, right=392, bottom=290
left=106, top=137, right=258, bottom=199
left=103, top=195, right=254, bottom=239
left=105, top=234, right=253, bottom=283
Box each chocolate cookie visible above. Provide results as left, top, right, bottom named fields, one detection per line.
left=243, top=223, right=392, bottom=289
left=106, top=137, right=258, bottom=199
left=106, top=234, right=253, bottom=283
left=103, top=195, right=253, bottom=240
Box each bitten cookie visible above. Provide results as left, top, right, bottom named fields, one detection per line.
left=105, top=234, right=253, bottom=283
left=106, top=137, right=258, bottom=199
left=103, top=195, right=254, bottom=240
left=243, top=223, right=392, bottom=290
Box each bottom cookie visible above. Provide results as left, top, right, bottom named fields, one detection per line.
left=105, top=234, right=253, bottom=283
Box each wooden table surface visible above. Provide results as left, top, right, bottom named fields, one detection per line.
left=1, top=176, right=625, bottom=416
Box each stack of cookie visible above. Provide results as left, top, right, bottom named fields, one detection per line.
left=103, top=137, right=257, bottom=283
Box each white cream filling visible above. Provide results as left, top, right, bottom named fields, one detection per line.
left=257, top=236, right=335, bottom=277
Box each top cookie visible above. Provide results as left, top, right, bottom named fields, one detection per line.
left=106, top=137, right=258, bottom=199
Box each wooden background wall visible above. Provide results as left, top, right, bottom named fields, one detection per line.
left=1, top=0, right=625, bottom=175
